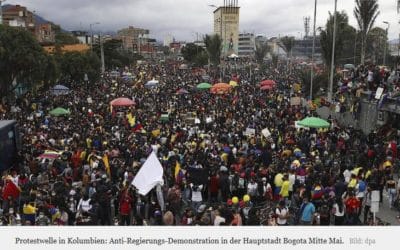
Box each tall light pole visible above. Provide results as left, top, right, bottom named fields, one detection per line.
left=383, top=21, right=390, bottom=66
left=0, top=0, right=6, bottom=25
left=310, top=0, right=317, bottom=100
left=89, top=22, right=100, bottom=52
left=328, top=0, right=337, bottom=102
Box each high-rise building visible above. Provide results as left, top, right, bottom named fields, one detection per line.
left=213, top=0, right=240, bottom=56
left=117, top=26, right=149, bottom=51
left=238, top=33, right=255, bottom=57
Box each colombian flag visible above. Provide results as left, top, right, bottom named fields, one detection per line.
left=102, top=154, right=111, bottom=177
left=174, top=161, right=183, bottom=183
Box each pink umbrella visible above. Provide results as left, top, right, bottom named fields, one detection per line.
left=260, top=80, right=276, bottom=86
left=260, top=84, right=275, bottom=91
left=110, top=97, right=135, bottom=107
left=176, top=88, right=189, bottom=95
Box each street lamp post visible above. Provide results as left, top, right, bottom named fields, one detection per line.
left=328, top=0, right=337, bottom=102
left=310, top=0, right=317, bottom=100
left=383, top=21, right=390, bottom=66
left=89, top=22, right=100, bottom=52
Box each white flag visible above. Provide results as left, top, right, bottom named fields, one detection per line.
left=132, top=152, right=164, bottom=195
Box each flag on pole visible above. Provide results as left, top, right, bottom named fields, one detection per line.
left=132, top=152, right=164, bottom=195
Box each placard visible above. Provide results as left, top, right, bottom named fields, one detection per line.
left=290, top=97, right=301, bottom=106
left=244, top=128, right=256, bottom=136
left=375, top=87, right=384, bottom=99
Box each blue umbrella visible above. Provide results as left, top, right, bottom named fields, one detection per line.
left=51, top=84, right=70, bottom=96
left=145, top=79, right=159, bottom=88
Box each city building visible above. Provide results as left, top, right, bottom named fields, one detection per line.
left=117, top=26, right=149, bottom=51
left=238, top=33, right=255, bottom=57
left=71, top=30, right=91, bottom=44
left=35, top=23, right=55, bottom=44
left=2, top=4, right=35, bottom=33
left=292, top=37, right=322, bottom=59
left=164, top=34, right=174, bottom=47
left=213, top=1, right=240, bottom=56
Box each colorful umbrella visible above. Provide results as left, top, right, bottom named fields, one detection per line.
left=210, top=83, right=231, bottom=94
left=176, top=88, right=189, bottom=95
left=110, top=97, right=136, bottom=106
left=145, top=79, right=159, bottom=88
left=260, top=84, right=274, bottom=91
left=49, top=107, right=70, bottom=116
left=260, top=80, right=276, bottom=86
left=229, top=80, right=238, bottom=87
left=51, top=84, right=70, bottom=96
left=297, top=117, right=330, bottom=128
left=196, top=82, right=212, bottom=90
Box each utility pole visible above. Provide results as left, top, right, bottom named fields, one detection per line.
left=328, top=0, right=337, bottom=102
left=310, top=0, right=317, bottom=100
left=100, top=33, right=105, bottom=73
left=90, top=22, right=100, bottom=52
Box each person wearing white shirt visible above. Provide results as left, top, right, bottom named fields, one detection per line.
left=275, top=200, right=289, bottom=225
left=190, top=183, right=203, bottom=213
left=343, top=168, right=351, bottom=184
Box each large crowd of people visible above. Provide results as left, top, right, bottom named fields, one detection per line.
left=0, top=58, right=399, bottom=226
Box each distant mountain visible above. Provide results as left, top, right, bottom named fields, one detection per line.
left=389, top=39, right=399, bottom=45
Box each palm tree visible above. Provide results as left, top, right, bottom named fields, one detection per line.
left=254, top=40, right=270, bottom=64
left=354, top=0, right=380, bottom=65
left=279, top=36, right=295, bottom=59
left=279, top=36, right=295, bottom=72
left=204, top=34, right=222, bottom=66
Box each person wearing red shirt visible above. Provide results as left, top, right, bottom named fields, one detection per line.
left=119, top=189, right=133, bottom=225
left=345, top=191, right=361, bottom=225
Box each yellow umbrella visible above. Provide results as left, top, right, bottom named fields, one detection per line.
left=229, top=80, right=238, bottom=87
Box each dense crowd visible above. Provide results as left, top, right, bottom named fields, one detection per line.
left=0, top=59, right=399, bottom=226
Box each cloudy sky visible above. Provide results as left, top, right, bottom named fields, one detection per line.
left=5, top=0, right=400, bottom=41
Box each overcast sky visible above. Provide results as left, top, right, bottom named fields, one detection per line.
left=5, top=0, right=400, bottom=41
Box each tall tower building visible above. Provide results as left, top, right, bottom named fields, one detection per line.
left=213, top=0, right=240, bottom=56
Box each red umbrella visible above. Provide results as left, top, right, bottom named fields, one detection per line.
left=260, top=80, right=276, bottom=86
left=260, top=84, right=275, bottom=91
left=110, top=97, right=135, bottom=106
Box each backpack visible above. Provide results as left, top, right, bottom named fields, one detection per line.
left=358, top=180, right=366, bottom=192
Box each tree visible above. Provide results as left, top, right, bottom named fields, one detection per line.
left=204, top=34, right=222, bottom=66
left=58, top=51, right=100, bottom=83
left=52, top=24, right=80, bottom=45
left=0, top=25, right=51, bottom=98
left=319, top=11, right=353, bottom=68
left=279, top=36, right=295, bottom=58
left=254, top=40, right=270, bottom=64
left=93, top=39, right=142, bottom=69
left=366, top=27, right=387, bottom=64
left=354, top=0, right=380, bottom=65
left=181, top=43, right=205, bottom=63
